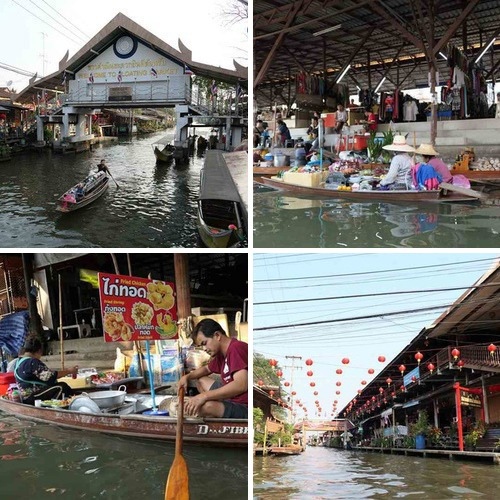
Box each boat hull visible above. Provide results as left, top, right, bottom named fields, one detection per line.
left=258, top=176, right=479, bottom=203
left=153, top=146, right=174, bottom=163
left=253, top=166, right=291, bottom=178
left=196, top=201, right=243, bottom=248
left=0, top=398, right=247, bottom=448
left=56, top=177, right=109, bottom=212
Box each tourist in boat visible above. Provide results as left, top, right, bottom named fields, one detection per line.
left=378, top=135, right=415, bottom=190
left=179, top=318, right=248, bottom=419
left=97, top=159, right=110, bottom=175
left=14, top=336, right=78, bottom=405
left=414, top=144, right=452, bottom=183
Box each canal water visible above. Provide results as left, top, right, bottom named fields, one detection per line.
left=254, top=446, right=500, bottom=498
left=253, top=189, right=500, bottom=248
left=0, top=131, right=207, bottom=248
left=0, top=411, right=247, bottom=499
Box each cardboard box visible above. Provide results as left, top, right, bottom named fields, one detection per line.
left=283, top=171, right=328, bottom=188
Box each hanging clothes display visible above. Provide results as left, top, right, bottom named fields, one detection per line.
left=403, top=96, right=418, bottom=121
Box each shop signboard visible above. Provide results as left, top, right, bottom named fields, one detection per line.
left=460, top=390, right=481, bottom=408
left=98, top=272, right=177, bottom=342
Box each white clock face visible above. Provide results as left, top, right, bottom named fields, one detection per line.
left=114, top=36, right=137, bottom=58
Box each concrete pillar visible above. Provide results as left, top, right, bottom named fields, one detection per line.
left=75, top=113, right=86, bottom=138
left=62, top=112, right=70, bottom=138
left=232, top=126, right=242, bottom=149
left=482, top=376, right=490, bottom=424
left=36, top=116, right=44, bottom=142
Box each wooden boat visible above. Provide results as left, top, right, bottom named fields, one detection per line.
left=56, top=171, right=109, bottom=212
left=197, top=151, right=246, bottom=248
left=258, top=175, right=483, bottom=203
left=253, top=165, right=291, bottom=179
left=151, top=137, right=175, bottom=163
left=0, top=397, right=247, bottom=448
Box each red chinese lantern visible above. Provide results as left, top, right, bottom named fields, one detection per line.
left=457, top=360, right=465, bottom=371
left=276, top=369, right=283, bottom=377
left=415, top=351, right=423, bottom=364
left=386, top=377, right=392, bottom=386
left=400, top=385, right=405, bottom=392
left=361, top=380, right=367, bottom=385
left=314, top=391, right=318, bottom=396
left=315, top=400, right=319, bottom=405
left=378, top=356, right=386, bottom=363
left=411, top=375, right=417, bottom=383
left=310, top=382, right=316, bottom=387
left=257, top=379, right=264, bottom=387
left=336, top=381, right=342, bottom=387
left=336, top=390, right=341, bottom=395
left=305, top=371, right=312, bottom=377
left=488, top=344, right=497, bottom=356
left=341, top=357, right=350, bottom=365
left=284, top=381, right=290, bottom=387
left=399, top=365, right=406, bottom=375
left=269, top=390, right=274, bottom=397
left=451, top=348, right=460, bottom=361
left=0, top=113, right=6, bottom=120
left=427, top=362, right=435, bottom=374
left=334, top=400, right=338, bottom=404
left=357, top=389, right=362, bottom=394
left=305, top=359, right=313, bottom=366
left=295, top=399, right=300, bottom=404
left=269, top=359, right=278, bottom=368
left=368, top=368, right=375, bottom=374
left=379, top=387, right=384, bottom=394
left=291, top=391, right=296, bottom=396
left=371, top=396, right=376, bottom=401
left=336, top=369, right=343, bottom=375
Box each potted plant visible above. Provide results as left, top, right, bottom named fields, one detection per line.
left=410, top=410, right=430, bottom=449
left=464, top=429, right=481, bottom=450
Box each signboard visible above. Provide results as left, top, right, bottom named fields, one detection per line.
left=460, top=390, right=481, bottom=408
left=108, top=87, right=132, bottom=101
left=98, top=272, right=177, bottom=342
left=403, top=366, right=420, bottom=387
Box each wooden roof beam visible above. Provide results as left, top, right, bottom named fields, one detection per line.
left=254, top=1, right=305, bottom=88
left=432, top=0, right=481, bottom=57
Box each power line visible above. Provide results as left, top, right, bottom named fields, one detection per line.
left=0, top=61, right=36, bottom=77
left=255, top=282, right=500, bottom=306
left=29, top=0, right=88, bottom=44
left=254, top=257, right=498, bottom=282
left=11, top=0, right=83, bottom=46
left=41, top=0, right=90, bottom=38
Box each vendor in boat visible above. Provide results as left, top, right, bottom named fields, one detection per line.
left=14, top=336, right=78, bottom=405
left=179, top=318, right=248, bottom=419
left=378, top=135, right=415, bottom=190
left=414, top=144, right=452, bottom=183
left=97, top=159, right=110, bottom=175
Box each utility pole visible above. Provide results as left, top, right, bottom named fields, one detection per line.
left=284, top=355, right=302, bottom=423
left=40, top=32, right=47, bottom=77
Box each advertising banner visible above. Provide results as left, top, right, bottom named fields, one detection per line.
left=98, top=272, right=177, bottom=342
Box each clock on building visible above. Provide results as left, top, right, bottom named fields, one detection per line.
left=113, top=35, right=138, bottom=59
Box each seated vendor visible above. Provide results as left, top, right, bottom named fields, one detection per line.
left=178, top=319, right=248, bottom=419
left=414, top=144, right=452, bottom=183
left=379, top=135, right=415, bottom=190
left=14, top=336, right=78, bottom=405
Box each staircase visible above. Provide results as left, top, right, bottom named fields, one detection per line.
left=476, top=427, right=500, bottom=451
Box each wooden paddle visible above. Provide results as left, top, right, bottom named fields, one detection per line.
left=440, top=182, right=487, bottom=200
left=108, top=171, right=120, bottom=189
left=165, top=385, right=189, bottom=500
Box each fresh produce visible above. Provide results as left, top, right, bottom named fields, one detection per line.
left=91, top=372, right=124, bottom=385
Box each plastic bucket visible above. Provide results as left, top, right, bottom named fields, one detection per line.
left=415, top=434, right=426, bottom=449
left=0, top=372, right=16, bottom=395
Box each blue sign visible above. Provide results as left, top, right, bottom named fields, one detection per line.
left=403, top=366, right=420, bottom=387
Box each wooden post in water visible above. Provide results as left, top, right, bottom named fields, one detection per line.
left=58, top=274, right=64, bottom=370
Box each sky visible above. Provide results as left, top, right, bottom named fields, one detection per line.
left=253, top=252, right=500, bottom=422
left=0, top=0, right=248, bottom=92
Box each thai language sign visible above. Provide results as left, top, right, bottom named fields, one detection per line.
left=98, top=273, right=177, bottom=342
left=460, top=390, right=481, bottom=407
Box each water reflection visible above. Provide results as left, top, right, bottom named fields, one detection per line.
left=254, top=191, right=500, bottom=248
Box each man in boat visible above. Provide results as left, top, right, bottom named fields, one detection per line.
left=179, top=318, right=248, bottom=419
left=13, top=336, right=78, bottom=405
left=97, top=159, right=110, bottom=175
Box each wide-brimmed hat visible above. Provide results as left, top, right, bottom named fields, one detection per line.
left=382, top=135, right=415, bottom=152
left=415, top=144, right=440, bottom=156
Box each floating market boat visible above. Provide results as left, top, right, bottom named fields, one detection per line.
left=56, top=171, right=109, bottom=212
left=197, top=151, right=246, bottom=248
left=152, top=137, right=175, bottom=163
left=253, top=165, right=291, bottom=179
left=0, top=396, right=247, bottom=448
left=258, top=175, right=484, bottom=203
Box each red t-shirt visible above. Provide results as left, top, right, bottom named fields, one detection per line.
left=208, top=338, right=248, bottom=405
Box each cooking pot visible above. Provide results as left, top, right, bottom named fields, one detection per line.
left=83, top=385, right=127, bottom=408
left=274, top=154, right=290, bottom=167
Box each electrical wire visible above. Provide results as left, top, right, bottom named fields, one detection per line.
left=41, top=0, right=90, bottom=39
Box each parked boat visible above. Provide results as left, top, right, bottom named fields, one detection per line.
left=0, top=396, right=247, bottom=448
left=253, top=165, right=291, bottom=179
left=197, top=151, right=246, bottom=248
left=151, top=136, right=175, bottom=163
left=56, top=171, right=109, bottom=212
left=258, top=175, right=483, bottom=203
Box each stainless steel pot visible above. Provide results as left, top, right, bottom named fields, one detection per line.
left=274, top=154, right=290, bottom=167
left=84, top=385, right=127, bottom=408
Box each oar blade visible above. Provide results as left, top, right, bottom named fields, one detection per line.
left=165, top=455, right=189, bottom=500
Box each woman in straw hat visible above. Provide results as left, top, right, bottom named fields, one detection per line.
left=379, top=135, right=415, bottom=189
left=414, top=144, right=452, bottom=183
